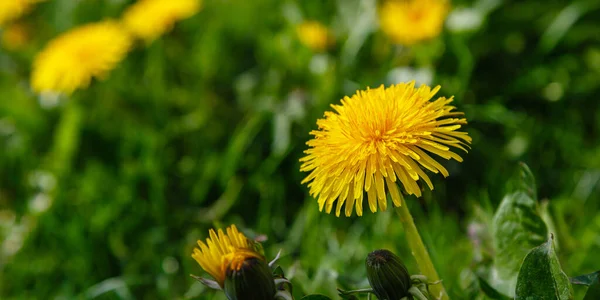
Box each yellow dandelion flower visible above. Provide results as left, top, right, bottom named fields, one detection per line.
left=1, top=22, right=30, bottom=50
left=296, top=21, right=333, bottom=52
left=31, top=21, right=132, bottom=94
left=0, top=0, right=46, bottom=27
left=122, top=0, right=201, bottom=42
left=300, top=82, right=471, bottom=217
left=191, top=225, right=263, bottom=287
left=379, top=0, right=449, bottom=46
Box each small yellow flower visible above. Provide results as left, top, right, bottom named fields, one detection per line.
left=122, top=0, right=201, bottom=42
left=296, top=21, right=333, bottom=52
left=379, top=0, right=449, bottom=46
left=31, top=20, right=132, bottom=94
left=300, top=82, right=471, bottom=217
left=191, top=225, right=263, bottom=287
left=1, top=22, right=30, bottom=50
left=0, top=0, right=46, bottom=27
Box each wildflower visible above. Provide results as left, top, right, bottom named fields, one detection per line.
left=366, top=249, right=411, bottom=300
left=300, top=82, right=471, bottom=217
left=365, top=249, right=435, bottom=300
left=192, top=225, right=263, bottom=287
left=122, top=0, right=201, bottom=42
left=379, top=0, right=449, bottom=46
left=223, top=255, right=277, bottom=300
left=192, top=225, right=292, bottom=300
left=0, top=0, right=45, bottom=27
left=31, top=20, right=132, bottom=94
left=296, top=21, right=333, bottom=52
left=1, top=22, right=30, bottom=50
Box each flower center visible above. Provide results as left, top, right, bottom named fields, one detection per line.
left=409, top=10, right=424, bottom=22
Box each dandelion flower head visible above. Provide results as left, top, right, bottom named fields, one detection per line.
left=31, top=20, right=132, bottom=94
left=122, top=0, right=202, bottom=42
left=300, top=82, right=471, bottom=217
left=192, top=225, right=263, bottom=287
left=379, top=0, right=449, bottom=46
left=296, top=21, right=333, bottom=52
left=0, top=0, right=46, bottom=27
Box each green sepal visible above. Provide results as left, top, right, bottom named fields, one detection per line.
left=224, top=257, right=276, bottom=300
left=190, top=274, right=222, bottom=290
left=365, top=249, right=411, bottom=300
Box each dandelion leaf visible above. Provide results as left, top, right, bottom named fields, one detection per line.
left=511, top=162, right=537, bottom=200
left=491, top=163, right=548, bottom=296
left=570, top=271, right=600, bottom=300
left=570, top=270, right=600, bottom=286
left=515, top=235, right=573, bottom=300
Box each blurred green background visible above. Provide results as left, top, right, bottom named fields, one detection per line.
left=1, top=0, right=600, bottom=299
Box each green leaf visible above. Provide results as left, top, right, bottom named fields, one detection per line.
left=477, top=275, right=512, bottom=300
left=514, top=162, right=537, bottom=200
left=538, top=200, right=559, bottom=251
left=491, top=191, right=548, bottom=295
left=515, top=235, right=573, bottom=300
left=570, top=271, right=600, bottom=286
left=300, top=295, right=332, bottom=300
left=570, top=271, right=600, bottom=300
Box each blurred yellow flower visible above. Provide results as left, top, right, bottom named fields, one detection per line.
left=122, top=0, right=202, bottom=42
left=1, top=23, right=30, bottom=50
left=192, top=225, right=263, bottom=287
left=379, top=0, right=449, bottom=46
left=31, top=21, right=132, bottom=94
left=0, top=0, right=46, bottom=27
left=300, top=82, right=471, bottom=217
left=296, top=21, right=333, bottom=52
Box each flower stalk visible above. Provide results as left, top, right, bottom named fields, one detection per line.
left=395, top=200, right=449, bottom=300
left=49, top=97, right=82, bottom=177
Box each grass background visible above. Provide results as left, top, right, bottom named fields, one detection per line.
left=1, top=0, right=600, bottom=299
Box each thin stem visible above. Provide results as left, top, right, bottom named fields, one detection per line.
left=337, top=288, right=374, bottom=296
left=49, top=97, right=82, bottom=177
left=395, top=200, right=449, bottom=300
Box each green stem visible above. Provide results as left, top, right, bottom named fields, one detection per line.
left=395, top=201, right=449, bottom=300
left=49, top=97, right=82, bottom=178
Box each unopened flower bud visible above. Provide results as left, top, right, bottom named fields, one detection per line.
left=224, top=255, right=276, bottom=300
left=366, top=249, right=411, bottom=300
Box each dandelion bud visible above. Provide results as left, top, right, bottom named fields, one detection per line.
left=366, top=249, right=411, bottom=300
left=224, top=255, right=276, bottom=300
